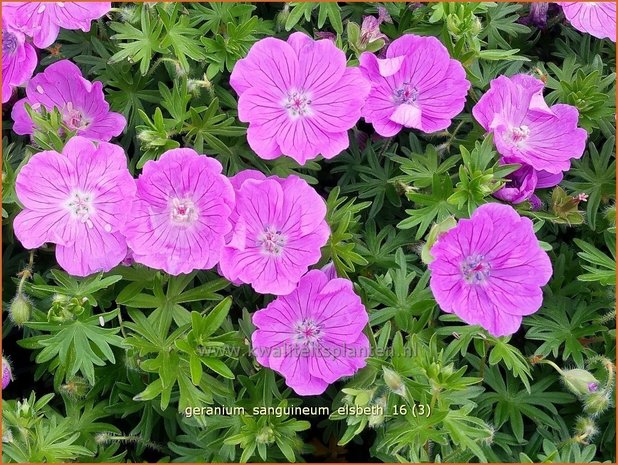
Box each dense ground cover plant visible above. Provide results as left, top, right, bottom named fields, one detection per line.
left=1, top=2, right=616, bottom=463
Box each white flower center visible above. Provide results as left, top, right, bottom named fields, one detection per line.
left=257, top=226, right=286, bottom=256
left=283, top=90, right=312, bottom=119
left=65, top=190, right=95, bottom=227
left=509, top=125, right=530, bottom=146
left=461, top=254, right=491, bottom=284
left=170, top=197, right=198, bottom=226
left=393, top=82, right=419, bottom=105
left=293, top=318, right=322, bottom=344
left=63, top=102, right=90, bottom=131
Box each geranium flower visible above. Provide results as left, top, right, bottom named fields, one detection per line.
left=219, top=170, right=330, bottom=295
left=493, top=158, right=563, bottom=207
left=230, top=32, right=371, bottom=165
left=13, top=136, right=136, bottom=277
left=252, top=269, right=370, bottom=395
left=472, top=74, right=587, bottom=174
left=519, top=2, right=550, bottom=28
left=359, top=6, right=392, bottom=46
left=2, top=357, right=12, bottom=390
left=2, top=2, right=111, bottom=48
left=429, top=203, right=552, bottom=337
left=359, top=34, right=470, bottom=136
left=122, top=148, right=235, bottom=276
left=558, top=2, right=616, bottom=42
left=2, top=22, right=37, bottom=103
left=12, top=60, right=125, bottom=141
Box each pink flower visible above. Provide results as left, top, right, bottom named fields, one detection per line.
left=13, top=137, right=136, bottom=277
left=472, top=74, right=587, bottom=174
left=2, top=22, right=37, bottom=103
left=360, top=6, right=392, bottom=46
left=2, top=2, right=111, bottom=48
left=360, top=16, right=387, bottom=45
left=2, top=356, right=12, bottom=390
left=359, top=34, right=470, bottom=136
left=230, top=32, right=371, bottom=165
left=429, top=203, right=552, bottom=337
left=559, top=2, right=616, bottom=42
left=219, top=170, right=330, bottom=295
left=252, top=269, right=370, bottom=395
left=122, top=149, right=235, bottom=276
left=12, top=60, right=125, bottom=141
left=321, top=262, right=338, bottom=280
left=494, top=158, right=563, bottom=206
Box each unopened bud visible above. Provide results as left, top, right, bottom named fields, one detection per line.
left=368, top=397, right=387, bottom=428
left=383, top=367, right=406, bottom=397
left=60, top=377, right=90, bottom=399
left=9, top=293, right=31, bottom=327
left=2, top=425, right=13, bottom=443
left=422, top=216, right=457, bottom=264
left=562, top=368, right=600, bottom=397
left=275, top=4, right=290, bottom=32
left=256, top=426, right=275, bottom=445
left=471, top=16, right=482, bottom=35
left=573, top=416, right=598, bottom=443
left=584, top=391, right=611, bottom=416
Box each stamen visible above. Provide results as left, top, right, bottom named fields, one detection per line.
left=257, top=226, right=286, bottom=256
left=65, top=190, right=95, bottom=223
left=461, top=254, right=491, bottom=284
left=293, top=318, right=322, bottom=344
left=170, top=198, right=198, bottom=226
left=393, top=82, right=419, bottom=105
left=283, top=90, right=312, bottom=118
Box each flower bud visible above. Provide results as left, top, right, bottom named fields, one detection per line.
left=471, top=16, right=482, bottom=35
left=573, top=416, right=598, bottom=443
left=562, top=368, right=600, bottom=397
left=383, top=367, right=406, bottom=397
left=60, top=377, right=90, bottom=399
left=118, top=6, right=137, bottom=23
left=446, top=15, right=460, bottom=34
left=584, top=391, right=611, bottom=416
left=421, top=216, right=457, bottom=264
left=368, top=397, right=387, bottom=428
left=275, top=4, right=289, bottom=32
left=9, top=293, right=31, bottom=327
left=315, top=31, right=336, bottom=43
left=255, top=426, right=275, bottom=445
left=2, top=424, right=13, bottom=443
left=320, top=262, right=338, bottom=280
left=2, top=357, right=13, bottom=389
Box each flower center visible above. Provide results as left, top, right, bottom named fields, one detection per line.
left=257, top=226, right=286, bottom=256
left=2, top=30, right=17, bottom=55
left=393, top=82, right=419, bottom=105
left=2, top=31, right=17, bottom=55
left=509, top=125, right=530, bottom=146
left=65, top=190, right=95, bottom=226
left=170, top=197, right=198, bottom=226
left=461, top=254, right=491, bottom=284
left=293, top=318, right=322, bottom=345
left=62, top=103, right=90, bottom=131
left=283, top=90, right=312, bottom=118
